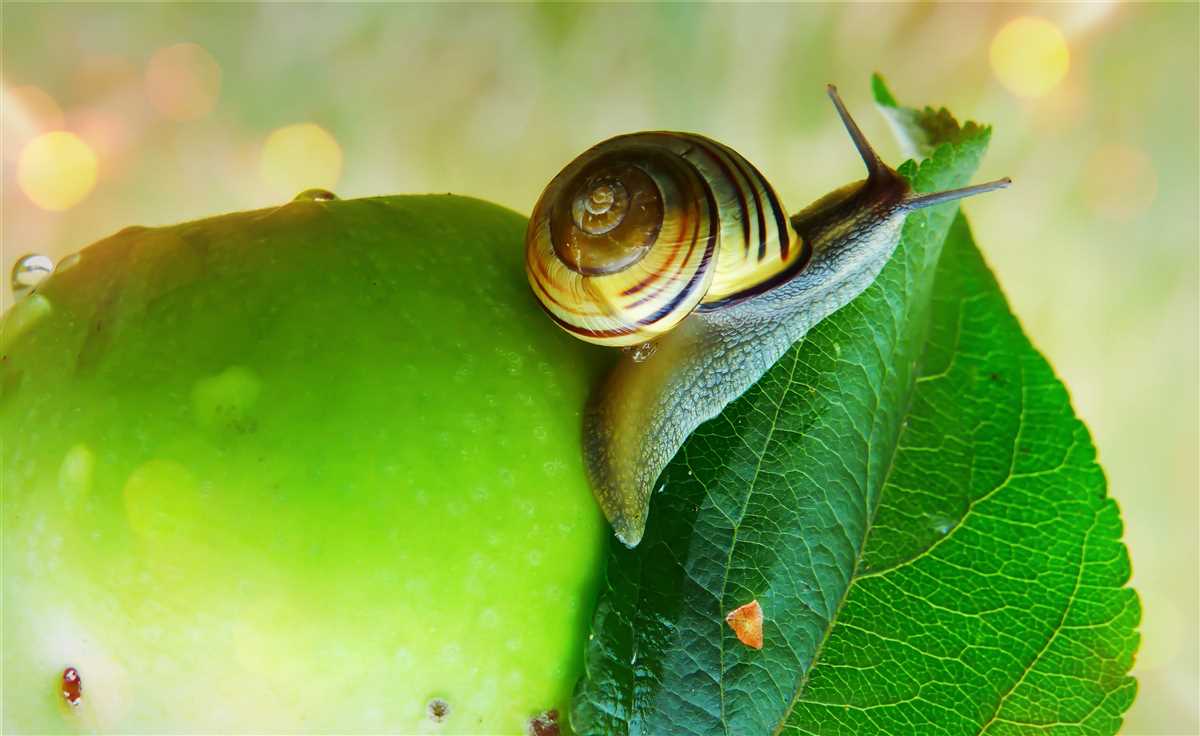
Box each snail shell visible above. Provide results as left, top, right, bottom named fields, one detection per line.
left=525, top=133, right=809, bottom=346
left=529, top=86, right=1011, bottom=547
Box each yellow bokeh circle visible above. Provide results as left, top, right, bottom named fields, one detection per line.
left=258, top=123, right=343, bottom=198
left=17, top=131, right=99, bottom=211
left=990, top=16, right=1070, bottom=99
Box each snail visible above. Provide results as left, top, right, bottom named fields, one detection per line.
left=526, top=85, right=1010, bottom=547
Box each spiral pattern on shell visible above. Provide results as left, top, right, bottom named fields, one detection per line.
left=525, top=132, right=809, bottom=347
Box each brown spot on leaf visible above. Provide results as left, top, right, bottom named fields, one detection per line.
left=725, top=599, right=763, bottom=649
left=61, top=666, right=82, bottom=707
left=527, top=708, right=560, bottom=736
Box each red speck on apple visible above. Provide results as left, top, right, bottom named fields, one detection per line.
left=62, top=666, right=83, bottom=707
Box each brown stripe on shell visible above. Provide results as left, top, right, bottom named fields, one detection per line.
left=688, top=135, right=753, bottom=258
left=536, top=298, right=637, bottom=340
left=528, top=236, right=596, bottom=319
left=625, top=169, right=705, bottom=311
left=738, top=151, right=791, bottom=261
left=637, top=167, right=720, bottom=326
left=720, top=141, right=769, bottom=261
left=619, top=170, right=697, bottom=298
left=696, top=236, right=812, bottom=311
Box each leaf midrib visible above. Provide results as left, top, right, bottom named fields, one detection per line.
left=716, top=345, right=805, bottom=735
left=769, top=219, right=947, bottom=735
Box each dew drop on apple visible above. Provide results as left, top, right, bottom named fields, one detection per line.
left=10, top=254, right=53, bottom=298
left=293, top=188, right=339, bottom=202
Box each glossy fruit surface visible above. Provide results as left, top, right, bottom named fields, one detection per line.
left=1, top=195, right=610, bottom=733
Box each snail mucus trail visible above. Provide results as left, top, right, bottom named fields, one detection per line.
left=526, top=85, right=1010, bottom=547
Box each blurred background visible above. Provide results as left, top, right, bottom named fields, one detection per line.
left=2, top=3, right=1196, bottom=732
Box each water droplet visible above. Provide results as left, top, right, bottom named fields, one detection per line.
left=192, top=365, right=261, bottom=434
left=61, top=666, right=82, bottom=707
left=11, top=254, right=52, bottom=298
left=293, top=188, right=338, bottom=202
left=625, top=341, right=657, bottom=363
left=426, top=697, right=451, bottom=723
left=928, top=513, right=956, bottom=536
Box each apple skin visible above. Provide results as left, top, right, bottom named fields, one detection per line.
left=1, top=195, right=612, bottom=733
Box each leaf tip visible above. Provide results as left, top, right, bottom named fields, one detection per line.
left=871, top=73, right=898, bottom=108
left=725, top=599, right=764, bottom=650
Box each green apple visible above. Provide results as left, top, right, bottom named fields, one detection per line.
left=1, top=195, right=611, bottom=733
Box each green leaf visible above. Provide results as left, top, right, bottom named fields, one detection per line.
left=571, top=80, right=1138, bottom=735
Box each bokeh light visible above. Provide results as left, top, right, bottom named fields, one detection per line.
left=5, top=85, right=64, bottom=132
left=257, top=123, right=343, bottom=198
left=17, top=131, right=99, bottom=211
left=1081, top=144, right=1159, bottom=222
left=72, top=54, right=138, bottom=103
left=3, top=85, right=65, bottom=161
left=73, top=108, right=133, bottom=161
left=990, top=16, right=1070, bottom=98
left=144, top=43, right=222, bottom=121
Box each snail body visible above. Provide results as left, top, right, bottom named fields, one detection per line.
left=527, top=86, right=1010, bottom=547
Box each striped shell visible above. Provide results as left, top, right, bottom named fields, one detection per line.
left=525, top=132, right=809, bottom=347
